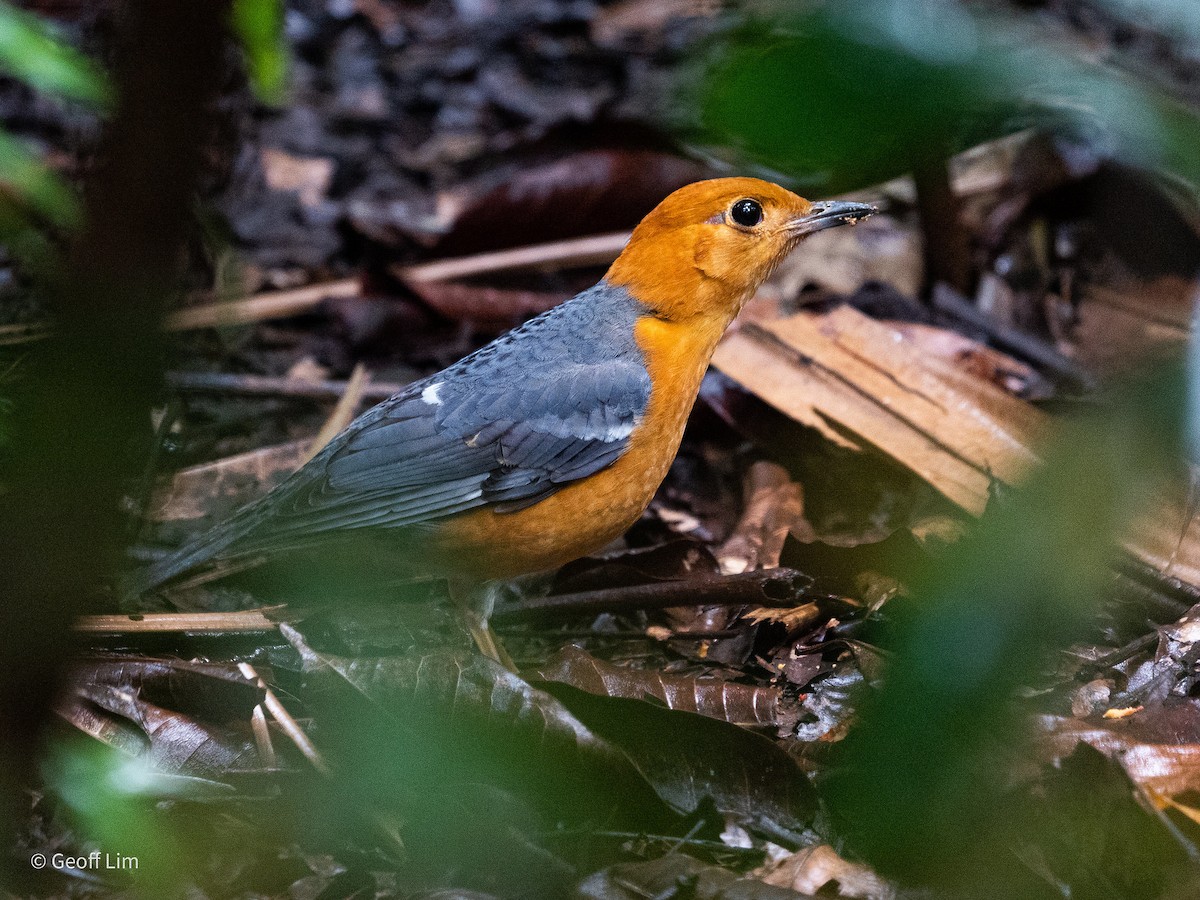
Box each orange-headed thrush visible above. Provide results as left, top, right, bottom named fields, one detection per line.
left=138, top=179, right=874, bottom=614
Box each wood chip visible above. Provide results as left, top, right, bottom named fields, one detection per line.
left=714, top=305, right=1048, bottom=514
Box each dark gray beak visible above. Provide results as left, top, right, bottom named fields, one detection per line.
left=787, top=199, right=876, bottom=237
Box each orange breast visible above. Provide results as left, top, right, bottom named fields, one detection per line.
left=423, top=314, right=727, bottom=580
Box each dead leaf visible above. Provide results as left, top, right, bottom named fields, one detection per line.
left=58, top=658, right=267, bottom=782
left=406, top=280, right=569, bottom=324
left=260, top=148, right=334, bottom=208
left=431, top=150, right=710, bottom=258
left=742, top=603, right=821, bottom=632
left=537, top=645, right=793, bottom=728
left=1038, top=700, right=1200, bottom=797
left=577, top=854, right=813, bottom=899
left=147, top=439, right=309, bottom=524
left=757, top=844, right=895, bottom=899
left=537, top=678, right=817, bottom=829
left=717, top=462, right=805, bottom=575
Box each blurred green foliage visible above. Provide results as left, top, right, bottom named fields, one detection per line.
left=230, top=0, right=287, bottom=104
left=0, top=3, right=104, bottom=232
left=0, top=0, right=284, bottom=242
left=43, top=739, right=186, bottom=895
left=825, top=365, right=1186, bottom=888
left=699, top=0, right=1200, bottom=198
left=0, top=3, right=108, bottom=107
left=701, top=0, right=1200, bottom=890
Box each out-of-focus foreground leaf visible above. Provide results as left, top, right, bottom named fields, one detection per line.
left=230, top=0, right=286, bottom=103
left=698, top=0, right=1200, bottom=198
left=283, top=628, right=817, bottom=887
left=822, top=364, right=1188, bottom=889
left=0, top=130, right=79, bottom=229
left=0, top=2, right=108, bottom=106
left=282, top=632, right=678, bottom=894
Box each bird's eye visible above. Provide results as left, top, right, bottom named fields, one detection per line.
left=730, top=198, right=764, bottom=227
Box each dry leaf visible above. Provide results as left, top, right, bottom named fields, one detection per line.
left=757, top=844, right=895, bottom=899
left=148, top=440, right=309, bottom=524
left=538, top=645, right=790, bottom=728
left=1039, top=700, right=1200, bottom=797
left=260, top=148, right=333, bottom=208
left=717, top=461, right=805, bottom=575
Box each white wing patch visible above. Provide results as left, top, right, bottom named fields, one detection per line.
left=421, top=382, right=444, bottom=405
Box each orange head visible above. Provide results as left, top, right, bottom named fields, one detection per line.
left=606, top=177, right=874, bottom=325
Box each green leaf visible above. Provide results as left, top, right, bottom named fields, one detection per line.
left=698, top=0, right=1200, bottom=195
left=230, top=0, right=287, bottom=105
left=0, top=2, right=109, bottom=107
left=0, top=130, right=79, bottom=228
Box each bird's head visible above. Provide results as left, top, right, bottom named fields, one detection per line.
left=606, top=177, right=875, bottom=324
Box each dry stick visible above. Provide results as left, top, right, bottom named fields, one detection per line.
left=250, top=704, right=277, bottom=768
left=932, top=283, right=1096, bottom=389
left=0, top=322, right=51, bottom=347
left=301, top=362, right=368, bottom=464
left=398, top=231, right=630, bottom=284
left=25, top=231, right=632, bottom=341
left=72, top=608, right=284, bottom=634
left=238, top=662, right=330, bottom=775
left=492, top=568, right=819, bottom=624
left=163, top=277, right=361, bottom=331
left=913, top=152, right=972, bottom=295
left=165, top=370, right=405, bottom=402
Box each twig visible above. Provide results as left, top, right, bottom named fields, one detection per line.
left=492, top=568, right=819, bottom=624
left=914, top=152, right=972, bottom=295
left=72, top=608, right=286, bottom=634
left=716, top=461, right=804, bottom=574
left=396, top=231, right=630, bottom=284
left=163, top=278, right=360, bottom=331
left=0, top=322, right=51, bottom=347
left=932, top=283, right=1096, bottom=389
left=250, top=704, right=277, bottom=768
left=24, top=231, right=632, bottom=341
left=301, top=362, right=368, bottom=464
left=1114, top=555, right=1200, bottom=612
left=165, top=370, right=405, bottom=402
left=238, top=662, right=329, bottom=775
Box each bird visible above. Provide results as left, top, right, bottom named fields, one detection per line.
left=134, top=178, right=874, bottom=659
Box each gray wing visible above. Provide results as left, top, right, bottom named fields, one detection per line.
left=234, top=284, right=652, bottom=553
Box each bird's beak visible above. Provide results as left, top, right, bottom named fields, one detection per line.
left=786, top=200, right=877, bottom=237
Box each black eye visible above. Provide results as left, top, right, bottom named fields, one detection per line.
left=730, top=198, right=763, bottom=227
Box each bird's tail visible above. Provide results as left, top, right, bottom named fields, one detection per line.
left=123, top=508, right=262, bottom=600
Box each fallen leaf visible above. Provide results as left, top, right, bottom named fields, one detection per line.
left=537, top=645, right=793, bottom=728
left=537, top=679, right=816, bottom=829
left=576, top=854, right=812, bottom=899
left=432, top=150, right=711, bottom=257
left=756, top=844, right=895, bottom=899
left=1039, top=700, right=1200, bottom=797
left=717, top=461, right=805, bottom=575
left=260, top=148, right=334, bottom=208
left=147, top=439, right=309, bottom=524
